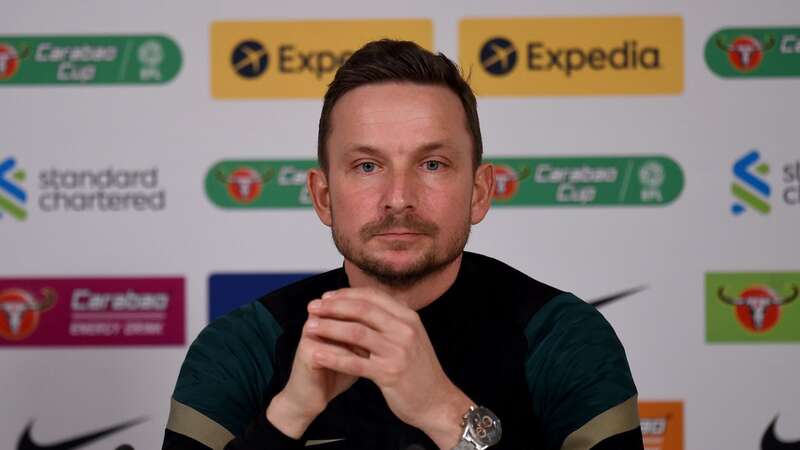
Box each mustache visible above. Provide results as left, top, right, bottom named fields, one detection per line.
left=360, top=213, right=439, bottom=240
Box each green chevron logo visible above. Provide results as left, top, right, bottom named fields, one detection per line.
left=0, top=157, right=26, bottom=221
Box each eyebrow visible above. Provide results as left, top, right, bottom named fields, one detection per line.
left=345, top=141, right=456, bottom=157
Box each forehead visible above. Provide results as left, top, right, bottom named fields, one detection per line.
left=327, top=82, right=470, bottom=152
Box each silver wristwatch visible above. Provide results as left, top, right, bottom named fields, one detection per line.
left=452, top=405, right=502, bottom=450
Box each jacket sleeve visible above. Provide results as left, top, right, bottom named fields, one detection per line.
left=162, top=302, right=303, bottom=450
left=523, top=293, right=644, bottom=450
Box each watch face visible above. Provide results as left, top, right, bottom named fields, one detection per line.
left=468, top=406, right=502, bottom=446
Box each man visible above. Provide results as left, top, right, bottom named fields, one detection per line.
left=163, top=39, right=643, bottom=450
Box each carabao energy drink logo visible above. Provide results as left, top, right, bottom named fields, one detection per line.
left=705, top=27, right=800, bottom=77
left=707, top=272, right=800, bottom=342
left=0, top=288, right=56, bottom=341
left=488, top=156, right=683, bottom=207
left=0, top=35, right=181, bottom=85
left=205, top=160, right=313, bottom=208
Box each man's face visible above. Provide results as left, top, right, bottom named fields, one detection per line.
left=309, top=82, right=492, bottom=287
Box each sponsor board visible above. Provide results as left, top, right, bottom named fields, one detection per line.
left=639, top=401, right=683, bottom=450
left=209, top=273, right=314, bottom=320
left=459, top=16, right=683, bottom=96
left=0, top=157, right=168, bottom=220
left=210, top=20, right=432, bottom=98
left=205, top=156, right=683, bottom=209
left=730, top=150, right=800, bottom=216
left=0, top=277, right=184, bottom=346
left=706, top=272, right=799, bottom=342
left=490, top=156, right=683, bottom=206
left=205, top=159, right=314, bottom=208
left=706, top=27, right=800, bottom=77
left=0, top=35, right=181, bottom=85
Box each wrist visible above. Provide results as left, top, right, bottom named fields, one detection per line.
left=422, top=388, right=473, bottom=450
left=265, top=390, right=322, bottom=439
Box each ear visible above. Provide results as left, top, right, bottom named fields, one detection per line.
left=470, top=163, right=494, bottom=225
left=307, top=168, right=332, bottom=227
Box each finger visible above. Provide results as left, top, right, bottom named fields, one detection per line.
left=308, top=297, right=402, bottom=334
left=307, top=317, right=395, bottom=357
left=301, top=335, right=358, bottom=369
left=312, top=350, right=375, bottom=379
left=321, top=287, right=417, bottom=321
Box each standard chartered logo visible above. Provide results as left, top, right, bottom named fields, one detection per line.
left=0, top=157, right=26, bottom=221
left=731, top=150, right=770, bottom=215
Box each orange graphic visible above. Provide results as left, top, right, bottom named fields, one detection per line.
left=639, top=401, right=683, bottom=450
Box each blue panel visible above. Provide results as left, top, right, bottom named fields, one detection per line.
left=208, top=273, right=315, bottom=321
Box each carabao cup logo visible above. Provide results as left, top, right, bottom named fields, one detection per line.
left=492, top=165, right=529, bottom=200
left=213, top=166, right=273, bottom=204
left=715, top=35, right=775, bottom=72
left=731, top=150, right=770, bottom=215
left=0, top=157, right=27, bottom=220
left=0, top=43, right=21, bottom=80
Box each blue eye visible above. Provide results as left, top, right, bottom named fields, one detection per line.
left=360, top=162, right=376, bottom=173
left=424, top=160, right=441, bottom=171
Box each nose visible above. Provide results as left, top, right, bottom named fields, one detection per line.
left=382, top=167, right=418, bottom=214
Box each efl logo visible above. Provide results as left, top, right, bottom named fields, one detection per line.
left=706, top=272, right=800, bottom=342
left=0, top=157, right=27, bottom=221
left=639, top=401, right=683, bottom=450
left=460, top=16, right=683, bottom=96
left=210, top=19, right=432, bottom=99
left=731, top=150, right=770, bottom=215
left=0, top=277, right=185, bottom=347
left=706, top=27, right=800, bottom=77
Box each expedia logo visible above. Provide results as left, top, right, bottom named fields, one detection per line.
left=460, top=16, right=683, bottom=95
left=706, top=27, right=800, bottom=77
left=480, top=37, right=517, bottom=76
left=232, top=40, right=269, bottom=78
left=211, top=20, right=432, bottom=98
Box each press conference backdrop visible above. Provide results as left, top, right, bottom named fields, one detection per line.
left=1, top=1, right=798, bottom=449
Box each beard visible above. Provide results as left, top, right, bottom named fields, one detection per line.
left=331, top=210, right=471, bottom=288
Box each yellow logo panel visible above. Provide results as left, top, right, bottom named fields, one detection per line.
left=460, top=16, right=683, bottom=96
left=211, top=19, right=432, bottom=99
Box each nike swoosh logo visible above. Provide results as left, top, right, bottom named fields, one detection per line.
left=589, top=286, right=647, bottom=308
left=17, top=417, right=146, bottom=450
left=306, top=438, right=345, bottom=446
left=762, top=416, right=800, bottom=450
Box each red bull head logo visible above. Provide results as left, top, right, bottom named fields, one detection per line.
left=716, top=35, right=775, bottom=72
left=215, top=167, right=273, bottom=204
left=493, top=165, right=530, bottom=201
left=0, top=288, right=56, bottom=341
left=717, top=284, right=798, bottom=333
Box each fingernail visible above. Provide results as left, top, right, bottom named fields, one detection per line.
left=322, top=291, right=335, bottom=299
left=308, top=300, right=321, bottom=312
left=307, top=318, right=319, bottom=330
